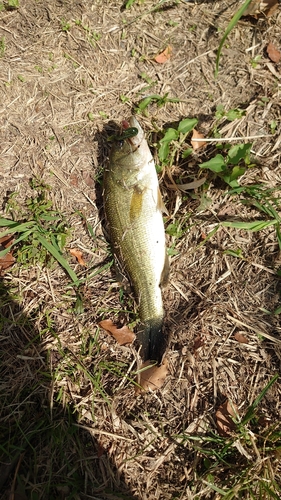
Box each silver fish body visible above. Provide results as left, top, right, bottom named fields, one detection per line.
left=103, top=116, right=168, bottom=362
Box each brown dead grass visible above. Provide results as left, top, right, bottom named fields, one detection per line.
left=1, top=1, right=281, bottom=499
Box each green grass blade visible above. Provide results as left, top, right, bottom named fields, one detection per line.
left=241, top=374, right=278, bottom=425
left=275, top=222, right=281, bottom=251
left=221, top=220, right=277, bottom=232
left=36, top=232, right=80, bottom=285
left=0, top=219, right=36, bottom=237
left=215, top=0, right=253, bottom=77
left=202, top=481, right=227, bottom=496
left=0, top=230, right=34, bottom=257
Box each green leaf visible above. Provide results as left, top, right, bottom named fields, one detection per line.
left=161, top=128, right=179, bottom=142
left=8, top=0, right=19, bottom=9
left=226, top=108, right=245, bottom=121
left=227, top=143, right=252, bottom=165
left=158, top=128, right=179, bottom=162
left=182, top=148, right=193, bottom=159
left=178, top=118, right=198, bottom=134
left=215, top=104, right=225, bottom=119
left=125, top=0, right=136, bottom=8
left=137, top=94, right=161, bottom=110
left=223, top=165, right=246, bottom=187
left=199, top=154, right=226, bottom=173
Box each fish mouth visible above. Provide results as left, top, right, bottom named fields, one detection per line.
left=121, top=116, right=144, bottom=148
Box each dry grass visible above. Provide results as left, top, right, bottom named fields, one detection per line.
left=1, top=1, right=281, bottom=499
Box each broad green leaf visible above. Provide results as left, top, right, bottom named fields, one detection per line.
left=199, top=154, right=226, bottom=173
left=160, top=127, right=179, bottom=142
left=158, top=128, right=179, bottom=162
left=178, top=118, right=198, bottom=134
left=8, top=0, right=19, bottom=8
left=226, top=108, right=245, bottom=121
left=227, top=143, right=252, bottom=165
left=137, top=94, right=161, bottom=110
left=223, top=165, right=246, bottom=187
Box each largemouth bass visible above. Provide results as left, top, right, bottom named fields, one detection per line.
left=103, top=116, right=169, bottom=363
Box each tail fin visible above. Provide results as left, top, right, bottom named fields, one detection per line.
left=138, top=318, right=167, bottom=364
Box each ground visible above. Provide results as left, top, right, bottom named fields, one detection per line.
left=0, top=1, right=281, bottom=499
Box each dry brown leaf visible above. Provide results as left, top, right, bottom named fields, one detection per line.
left=216, top=400, right=238, bottom=437
left=167, top=177, right=206, bottom=192
left=136, top=358, right=169, bottom=393
left=69, top=248, right=87, bottom=266
left=191, top=129, right=206, bottom=150
left=193, top=336, right=205, bottom=351
left=0, top=235, right=16, bottom=274
left=154, top=45, right=172, bottom=64
left=99, top=319, right=136, bottom=345
left=267, top=42, right=281, bottom=63
left=242, top=0, right=279, bottom=17
left=234, top=332, right=249, bottom=344
left=70, top=174, right=79, bottom=187
left=82, top=172, right=95, bottom=187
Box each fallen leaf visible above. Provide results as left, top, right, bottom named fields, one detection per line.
left=82, top=172, right=95, bottom=187
left=216, top=400, right=238, bottom=437
left=167, top=177, right=206, bottom=191
left=193, top=336, right=205, bottom=351
left=99, top=319, right=136, bottom=345
left=136, top=358, right=169, bottom=393
left=191, top=129, right=206, bottom=150
left=242, top=0, right=279, bottom=17
left=70, top=174, right=79, bottom=187
left=69, top=248, right=87, bottom=266
left=0, top=235, right=15, bottom=274
left=267, top=42, right=281, bottom=63
left=154, top=45, right=172, bottom=64
left=234, top=332, right=249, bottom=344
left=0, top=234, right=14, bottom=248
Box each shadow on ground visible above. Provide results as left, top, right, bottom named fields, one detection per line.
left=0, top=277, right=138, bottom=500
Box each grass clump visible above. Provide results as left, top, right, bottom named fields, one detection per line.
left=176, top=376, right=280, bottom=499
left=0, top=178, right=79, bottom=284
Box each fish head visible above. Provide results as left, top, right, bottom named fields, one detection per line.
left=109, top=117, right=152, bottom=174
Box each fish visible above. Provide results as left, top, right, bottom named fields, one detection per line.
left=103, top=116, right=169, bottom=363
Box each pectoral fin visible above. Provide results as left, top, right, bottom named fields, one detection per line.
left=157, top=187, right=168, bottom=215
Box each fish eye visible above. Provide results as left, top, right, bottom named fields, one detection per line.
left=118, top=140, right=124, bottom=148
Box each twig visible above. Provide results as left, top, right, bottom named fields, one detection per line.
left=192, top=135, right=272, bottom=143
